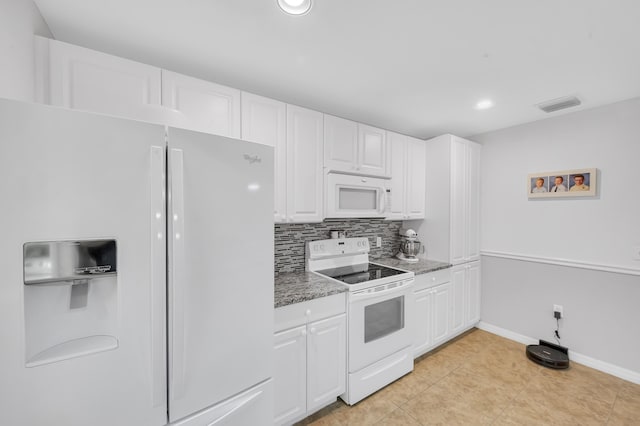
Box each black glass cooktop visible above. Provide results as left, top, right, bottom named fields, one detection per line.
left=316, top=263, right=406, bottom=285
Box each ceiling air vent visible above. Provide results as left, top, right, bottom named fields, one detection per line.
left=537, top=96, right=582, bottom=113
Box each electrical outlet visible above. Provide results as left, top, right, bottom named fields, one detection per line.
left=553, top=304, right=563, bottom=319
left=376, top=237, right=382, bottom=248
left=633, top=246, right=640, bottom=261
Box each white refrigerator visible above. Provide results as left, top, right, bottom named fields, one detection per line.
left=0, top=98, right=274, bottom=425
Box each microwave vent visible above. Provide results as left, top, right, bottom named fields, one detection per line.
left=537, top=96, right=582, bottom=113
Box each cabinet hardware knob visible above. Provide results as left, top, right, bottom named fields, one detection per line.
left=301, top=329, right=307, bottom=336
left=310, top=327, right=316, bottom=334
left=305, top=309, right=311, bottom=316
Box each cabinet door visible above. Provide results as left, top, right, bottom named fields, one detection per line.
left=307, top=314, right=346, bottom=414
left=466, top=142, right=481, bottom=262
left=286, top=105, right=324, bottom=223
left=432, top=283, right=451, bottom=346
left=358, top=124, right=388, bottom=176
left=324, top=115, right=358, bottom=173
left=465, top=262, right=481, bottom=326
left=449, top=138, right=467, bottom=265
left=46, top=38, right=163, bottom=123
left=450, top=266, right=466, bottom=335
left=274, top=326, right=307, bottom=425
left=387, top=131, right=407, bottom=220
left=241, top=93, right=287, bottom=222
left=412, top=288, right=433, bottom=358
left=162, top=70, right=240, bottom=138
left=406, top=137, right=426, bottom=219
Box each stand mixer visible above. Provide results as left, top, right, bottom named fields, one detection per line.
left=396, top=228, right=421, bottom=262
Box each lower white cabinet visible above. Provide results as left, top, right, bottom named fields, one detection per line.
left=461, top=261, right=481, bottom=327
left=274, top=295, right=346, bottom=425
left=412, top=265, right=481, bottom=359
left=274, top=325, right=307, bottom=424
left=306, top=315, right=346, bottom=413
left=413, top=280, right=451, bottom=357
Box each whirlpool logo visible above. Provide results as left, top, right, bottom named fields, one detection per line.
left=243, top=154, right=262, bottom=164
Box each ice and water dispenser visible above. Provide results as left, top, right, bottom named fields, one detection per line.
left=23, top=239, right=118, bottom=367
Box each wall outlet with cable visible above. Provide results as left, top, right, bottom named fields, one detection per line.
left=553, top=304, right=563, bottom=341
left=553, top=304, right=563, bottom=319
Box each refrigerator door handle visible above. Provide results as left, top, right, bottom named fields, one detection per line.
left=150, top=146, right=167, bottom=408
left=169, top=147, right=186, bottom=401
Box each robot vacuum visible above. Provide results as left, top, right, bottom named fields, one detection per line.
left=526, top=340, right=570, bottom=369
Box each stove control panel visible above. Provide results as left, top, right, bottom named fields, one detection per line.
left=307, top=237, right=370, bottom=259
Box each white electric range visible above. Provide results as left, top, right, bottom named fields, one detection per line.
left=306, top=237, right=415, bottom=405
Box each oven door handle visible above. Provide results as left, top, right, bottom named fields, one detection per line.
left=351, top=281, right=413, bottom=301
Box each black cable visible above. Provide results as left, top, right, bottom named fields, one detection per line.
left=554, top=317, right=561, bottom=343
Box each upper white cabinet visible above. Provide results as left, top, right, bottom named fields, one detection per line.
left=286, top=105, right=324, bottom=223
left=241, top=98, right=323, bottom=223
left=162, top=70, right=240, bottom=138
left=36, top=37, right=240, bottom=138
left=36, top=36, right=165, bottom=124
left=358, top=124, right=388, bottom=176
left=419, top=134, right=481, bottom=265
left=324, top=116, right=389, bottom=178
left=387, top=132, right=426, bottom=220
left=241, top=92, right=287, bottom=221
left=324, top=115, right=358, bottom=172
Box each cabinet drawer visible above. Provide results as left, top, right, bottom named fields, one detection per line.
left=413, top=269, right=451, bottom=292
left=275, top=293, right=346, bottom=332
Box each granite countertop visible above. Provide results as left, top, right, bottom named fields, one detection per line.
left=373, top=257, right=452, bottom=275
left=274, top=258, right=451, bottom=308
left=274, top=271, right=347, bottom=308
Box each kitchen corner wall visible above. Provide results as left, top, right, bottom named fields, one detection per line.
left=473, top=97, right=640, bottom=378
left=275, top=219, right=403, bottom=273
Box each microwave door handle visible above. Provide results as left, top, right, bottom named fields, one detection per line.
left=378, top=189, right=385, bottom=214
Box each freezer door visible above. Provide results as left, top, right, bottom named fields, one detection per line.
left=0, top=99, right=167, bottom=425
left=167, top=128, right=274, bottom=422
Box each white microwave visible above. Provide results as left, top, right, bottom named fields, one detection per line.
left=325, top=173, right=389, bottom=218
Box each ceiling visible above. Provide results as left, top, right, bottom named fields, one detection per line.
left=33, top=0, right=640, bottom=139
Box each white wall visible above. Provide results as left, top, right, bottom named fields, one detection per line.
left=476, top=97, right=640, bottom=270
left=0, top=0, right=51, bottom=102
left=473, top=97, right=640, bottom=379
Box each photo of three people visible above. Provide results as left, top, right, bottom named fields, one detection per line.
left=528, top=169, right=596, bottom=198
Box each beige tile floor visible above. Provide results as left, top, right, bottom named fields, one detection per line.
left=295, top=329, right=640, bottom=425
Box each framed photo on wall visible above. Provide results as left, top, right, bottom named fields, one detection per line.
left=528, top=168, right=597, bottom=198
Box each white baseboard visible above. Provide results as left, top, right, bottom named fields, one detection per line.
left=477, top=321, right=640, bottom=385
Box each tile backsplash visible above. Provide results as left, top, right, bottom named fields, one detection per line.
left=275, top=219, right=403, bottom=274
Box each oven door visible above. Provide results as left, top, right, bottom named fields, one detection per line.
left=325, top=173, right=388, bottom=218
left=347, top=281, right=413, bottom=372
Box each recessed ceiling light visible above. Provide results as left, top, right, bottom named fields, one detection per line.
left=475, top=99, right=494, bottom=110
left=277, top=0, right=312, bottom=15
